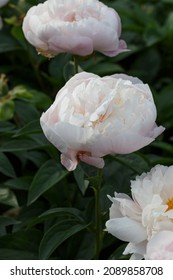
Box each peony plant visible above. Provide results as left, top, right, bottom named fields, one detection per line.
left=20, top=0, right=169, bottom=260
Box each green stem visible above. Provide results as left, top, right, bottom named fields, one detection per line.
left=93, top=169, right=103, bottom=259
left=73, top=56, right=78, bottom=74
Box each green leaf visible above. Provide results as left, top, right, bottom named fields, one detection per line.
left=63, top=60, right=82, bottom=81
left=143, top=24, right=163, bottom=46
left=0, top=100, right=15, bottom=121
left=109, top=244, right=130, bottom=260
left=48, top=53, right=70, bottom=78
left=14, top=119, right=41, bottom=137
left=129, top=48, right=161, bottom=82
left=4, top=176, right=32, bottom=190
left=15, top=100, right=40, bottom=124
left=162, top=0, right=173, bottom=2
left=0, top=121, right=16, bottom=133
left=0, top=228, right=42, bottom=259
left=24, top=89, right=52, bottom=111
left=0, top=138, right=44, bottom=152
left=11, top=26, right=27, bottom=49
left=13, top=201, right=47, bottom=231
left=26, top=151, right=49, bottom=168
left=73, top=164, right=89, bottom=195
left=151, top=141, right=173, bottom=155
left=39, top=220, right=88, bottom=259
left=100, top=185, right=115, bottom=213
left=112, top=153, right=150, bottom=175
left=32, top=207, right=85, bottom=225
left=0, top=32, right=21, bottom=53
left=0, top=216, right=20, bottom=236
left=27, top=159, right=68, bottom=205
left=74, top=232, right=95, bottom=259
left=0, top=152, right=16, bottom=177
left=163, top=12, right=173, bottom=37
left=87, top=62, right=124, bottom=76
left=0, top=249, right=38, bottom=260
left=0, top=216, right=20, bottom=228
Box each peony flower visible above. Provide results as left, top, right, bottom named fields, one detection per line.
left=106, top=164, right=173, bottom=259
left=146, top=231, right=173, bottom=260
left=0, top=0, right=9, bottom=8
left=40, top=72, right=164, bottom=171
left=22, top=0, right=127, bottom=58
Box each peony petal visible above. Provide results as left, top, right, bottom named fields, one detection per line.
left=79, top=154, right=104, bottom=168
left=49, top=34, right=94, bottom=56
left=91, top=132, right=158, bottom=157
left=61, top=154, right=78, bottom=171
left=123, top=241, right=147, bottom=259
left=40, top=119, right=68, bottom=154
left=115, top=197, right=142, bottom=222
left=40, top=119, right=92, bottom=153
left=106, top=217, right=147, bottom=243
left=111, top=73, right=143, bottom=85
left=102, top=39, right=129, bottom=57
left=146, top=231, right=173, bottom=260
left=61, top=72, right=99, bottom=88
left=108, top=193, right=133, bottom=219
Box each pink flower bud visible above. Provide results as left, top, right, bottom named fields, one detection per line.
left=22, top=0, right=127, bottom=57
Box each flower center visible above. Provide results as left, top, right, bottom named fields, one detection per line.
left=98, top=114, right=106, bottom=123
left=166, top=197, right=173, bottom=212
left=64, top=12, right=77, bottom=22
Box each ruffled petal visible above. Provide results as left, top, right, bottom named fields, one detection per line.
left=79, top=153, right=104, bottom=168
left=106, top=217, right=147, bottom=243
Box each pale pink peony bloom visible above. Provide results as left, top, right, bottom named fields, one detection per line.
left=146, top=231, right=173, bottom=260
left=22, top=0, right=127, bottom=58
left=106, top=165, right=173, bottom=260
left=0, top=0, right=9, bottom=8
left=40, top=72, right=164, bottom=171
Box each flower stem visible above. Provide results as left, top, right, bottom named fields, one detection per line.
left=73, top=56, right=78, bottom=74
left=92, top=169, right=103, bottom=259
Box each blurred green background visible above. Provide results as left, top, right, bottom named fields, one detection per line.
left=0, top=0, right=172, bottom=260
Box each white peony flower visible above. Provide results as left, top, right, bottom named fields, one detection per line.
left=106, top=164, right=173, bottom=259
left=146, top=231, right=173, bottom=260
left=22, top=0, right=127, bottom=58
left=40, top=72, right=164, bottom=171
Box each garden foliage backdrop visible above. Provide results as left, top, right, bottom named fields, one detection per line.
left=0, top=0, right=173, bottom=259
